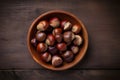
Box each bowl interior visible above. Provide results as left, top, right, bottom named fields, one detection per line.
left=27, top=10, right=88, bottom=71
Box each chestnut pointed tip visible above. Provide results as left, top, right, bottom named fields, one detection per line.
left=37, top=20, right=49, bottom=31
left=50, top=17, right=60, bottom=28
left=52, top=55, right=63, bottom=67
left=72, top=24, right=81, bottom=34
left=73, top=35, right=83, bottom=46
left=41, top=52, right=52, bottom=62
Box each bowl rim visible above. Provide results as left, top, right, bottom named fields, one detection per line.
left=27, top=10, right=88, bottom=71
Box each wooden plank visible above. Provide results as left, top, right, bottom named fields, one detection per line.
left=0, top=70, right=120, bottom=80
left=0, top=0, right=120, bottom=69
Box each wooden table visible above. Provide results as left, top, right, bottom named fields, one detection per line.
left=0, top=0, right=120, bottom=80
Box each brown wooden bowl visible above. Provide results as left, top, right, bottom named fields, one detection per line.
left=27, top=10, right=88, bottom=71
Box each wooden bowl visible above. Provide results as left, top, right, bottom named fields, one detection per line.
left=27, top=10, right=88, bottom=71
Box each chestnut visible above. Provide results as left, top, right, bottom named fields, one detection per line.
left=50, top=17, right=60, bottom=28
left=61, top=20, right=72, bottom=30
left=36, top=32, right=46, bottom=42
left=62, top=51, right=74, bottom=63
left=52, top=28, right=62, bottom=35
left=55, top=34, right=62, bottom=43
left=73, top=35, right=83, bottom=46
left=46, top=34, right=55, bottom=46
left=37, top=43, right=48, bottom=53
left=52, top=55, right=63, bottom=67
left=71, top=46, right=79, bottom=54
left=72, top=24, right=81, bottom=34
left=48, top=46, right=58, bottom=55
left=37, top=20, right=49, bottom=31
left=31, top=38, right=37, bottom=47
left=63, top=31, right=75, bottom=43
left=46, top=26, right=53, bottom=33
left=57, top=43, right=67, bottom=51
left=61, top=20, right=67, bottom=28
left=41, top=52, right=51, bottom=62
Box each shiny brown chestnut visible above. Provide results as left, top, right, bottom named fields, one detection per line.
left=50, top=17, right=60, bottom=28
left=61, top=20, right=72, bottom=30
left=61, top=20, right=66, bottom=28
left=37, top=20, right=49, bottom=31
left=48, top=46, right=58, bottom=55
left=63, top=31, right=75, bottom=43
left=55, top=34, right=62, bottom=43
left=37, top=43, right=48, bottom=53
left=46, top=26, right=53, bottom=33
left=52, top=28, right=62, bottom=35
left=73, top=35, right=83, bottom=46
left=46, top=34, right=55, bottom=46
left=31, top=38, right=37, bottom=47
left=41, top=52, right=52, bottom=62
left=52, top=55, right=63, bottom=67
left=62, top=51, right=74, bottom=63
left=71, top=46, right=79, bottom=54
left=36, top=32, right=46, bottom=42
left=57, top=43, right=67, bottom=51
left=72, top=24, right=81, bottom=34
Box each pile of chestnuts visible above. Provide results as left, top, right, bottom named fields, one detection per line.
left=31, top=17, right=83, bottom=67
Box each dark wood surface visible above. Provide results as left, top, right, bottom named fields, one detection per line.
left=0, top=0, right=120, bottom=80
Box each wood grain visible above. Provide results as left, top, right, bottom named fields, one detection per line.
left=0, top=0, right=120, bottom=69
left=0, top=0, right=120, bottom=79
left=0, top=70, right=120, bottom=80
